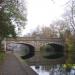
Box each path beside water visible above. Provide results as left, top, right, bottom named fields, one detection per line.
left=0, top=52, right=38, bottom=75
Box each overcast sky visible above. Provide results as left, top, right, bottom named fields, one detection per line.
left=22, top=0, right=68, bottom=36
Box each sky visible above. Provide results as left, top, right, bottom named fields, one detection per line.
left=22, top=0, right=68, bottom=36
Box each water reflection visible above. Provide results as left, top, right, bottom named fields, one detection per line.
left=30, top=65, right=75, bottom=75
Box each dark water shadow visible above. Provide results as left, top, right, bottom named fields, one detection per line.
left=43, top=43, right=64, bottom=59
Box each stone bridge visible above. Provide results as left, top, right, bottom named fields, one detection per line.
left=6, top=37, right=65, bottom=51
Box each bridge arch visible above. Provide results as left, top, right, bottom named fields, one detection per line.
left=17, top=43, right=35, bottom=50
left=48, top=43, right=64, bottom=55
left=40, top=42, right=65, bottom=59
left=18, top=43, right=35, bottom=59
left=6, top=42, right=35, bottom=59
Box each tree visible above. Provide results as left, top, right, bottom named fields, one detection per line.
left=0, top=0, right=26, bottom=50
left=41, top=26, right=51, bottom=38
left=0, top=0, right=26, bottom=33
left=52, top=20, right=70, bottom=39
left=63, top=0, right=75, bottom=33
left=40, top=26, right=58, bottom=38
left=61, top=0, right=75, bottom=63
left=31, top=26, right=41, bottom=37
left=64, top=29, right=75, bottom=63
left=30, top=25, right=58, bottom=39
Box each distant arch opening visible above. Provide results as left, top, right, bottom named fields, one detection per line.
left=6, top=43, right=35, bottom=59
left=18, top=43, right=35, bottom=59
left=40, top=43, right=64, bottom=59
left=48, top=43, right=64, bottom=58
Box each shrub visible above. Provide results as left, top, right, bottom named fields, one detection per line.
left=66, top=38, right=75, bottom=63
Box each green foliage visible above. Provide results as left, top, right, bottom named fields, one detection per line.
left=63, top=64, right=75, bottom=70
left=0, top=0, right=26, bottom=49
left=0, top=10, right=16, bottom=38
left=66, top=41, right=75, bottom=63
left=0, top=0, right=26, bottom=34
left=67, top=39, right=75, bottom=52
left=65, top=31, right=75, bottom=63
left=0, top=0, right=25, bottom=50
left=3, top=0, right=26, bottom=32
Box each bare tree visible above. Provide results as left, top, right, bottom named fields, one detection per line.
left=63, top=0, right=75, bottom=33
left=41, top=25, right=57, bottom=38
left=31, top=25, right=58, bottom=39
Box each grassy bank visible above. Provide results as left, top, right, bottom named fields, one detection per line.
left=0, top=51, right=5, bottom=62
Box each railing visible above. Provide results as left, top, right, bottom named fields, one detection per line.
left=6, top=37, right=63, bottom=42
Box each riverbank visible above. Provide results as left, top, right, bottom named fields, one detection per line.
left=0, top=51, right=5, bottom=63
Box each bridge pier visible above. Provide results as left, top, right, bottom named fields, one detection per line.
left=2, top=38, right=7, bottom=52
